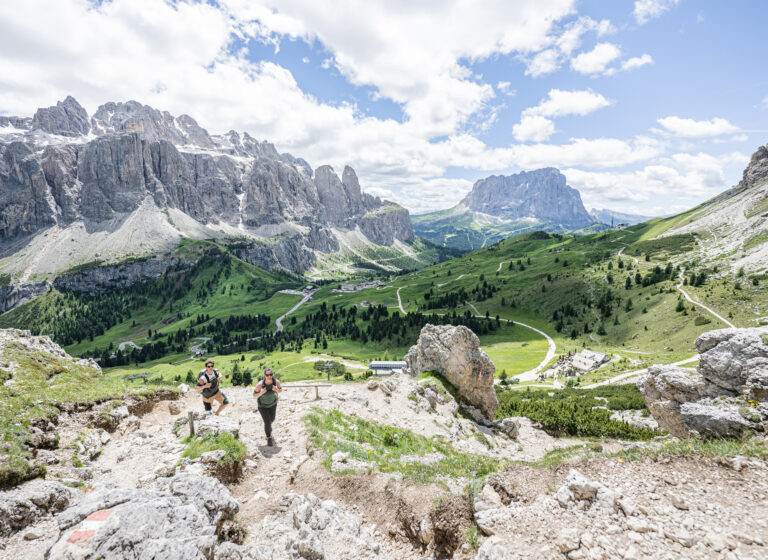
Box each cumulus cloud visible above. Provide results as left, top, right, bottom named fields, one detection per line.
left=513, top=116, right=556, bottom=142
left=564, top=151, right=749, bottom=211
left=571, top=42, right=621, bottom=75
left=513, top=89, right=613, bottom=142
left=524, top=16, right=615, bottom=77
left=621, top=54, right=653, bottom=71
left=633, top=0, right=681, bottom=25
left=657, top=116, right=739, bottom=138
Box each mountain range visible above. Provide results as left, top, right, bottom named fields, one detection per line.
left=0, top=97, right=417, bottom=282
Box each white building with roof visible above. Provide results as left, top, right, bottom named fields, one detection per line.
left=572, top=350, right=609, bottom=371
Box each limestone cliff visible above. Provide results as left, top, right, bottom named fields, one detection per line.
left=0, top=97, right=415, bottom=285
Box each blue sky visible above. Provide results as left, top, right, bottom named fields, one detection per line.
left=1, top=0, right=766, bottom=216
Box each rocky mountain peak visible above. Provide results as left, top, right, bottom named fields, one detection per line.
left=460, top=167, right=593, bottom=228
left=0, top=97, right=415, bottom=277
left=31, top=96, right=90, bottom=137
left=740, top=144, right=768, bottom=189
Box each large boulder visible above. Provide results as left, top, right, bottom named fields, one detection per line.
left=404, top=324, right=498, bottom=420
left=47, top=473, right=238, bottom=559
left=638, top=327, right=768, bottom=438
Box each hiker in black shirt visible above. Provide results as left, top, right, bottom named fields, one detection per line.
left=253, top=367, right=281, bottom=446
left=195, top=360, right=229, bottom=415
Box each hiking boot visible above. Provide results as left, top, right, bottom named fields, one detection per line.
left=267, top=437, right=274, bottom=447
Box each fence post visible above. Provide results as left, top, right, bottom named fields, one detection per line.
left=315, top=386, right=320, bottom=400
left=188, top=411, right=195, bottom=437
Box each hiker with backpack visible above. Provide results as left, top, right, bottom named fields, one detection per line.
left=195, top=360, right=230, bottom=415
left=253, top=367, right=281, bottom=446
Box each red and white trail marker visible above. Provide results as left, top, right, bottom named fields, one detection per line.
left=65, top=509, right=112, bottom=545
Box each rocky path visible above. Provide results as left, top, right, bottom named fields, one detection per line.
left=4, top=372, right=768, bottom=560
left=117, top=340, right=142, bottom=353
left=5, top=374, right=593, bottom=560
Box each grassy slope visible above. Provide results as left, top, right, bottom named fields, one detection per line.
left=0, top=338, right=159, bottom=487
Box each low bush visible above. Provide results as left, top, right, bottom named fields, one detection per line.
left=496, top=385, right=657, bottom=440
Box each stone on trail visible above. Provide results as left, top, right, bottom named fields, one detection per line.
left=555, top=469, right=616, bottom=511
left=474, top=537, right=513, bottom=560
left=168, top=401, right=182, bottom=415
left=404, top=324, right=498, bottom=420
left=201, top=450, right=226, bottom=464
left=195, top=415, right=240, bottom=438
left=495, top=417, right=520, bottom=439
left=473, top=485, right=503, bottom=513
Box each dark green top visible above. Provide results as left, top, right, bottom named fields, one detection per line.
left=256, top=378, right=279, bottom=408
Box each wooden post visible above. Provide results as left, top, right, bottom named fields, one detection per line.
left=188, top=411, right=195, bottom=437
left=315, top=386, right=320, bottom=400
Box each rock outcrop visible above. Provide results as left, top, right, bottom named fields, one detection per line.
left=638, top=327, right=768, bottom=438
left=0, top=283, right=48, bottom=314
left=47, top=473, right=238, bottom=559
left=0, top=97, right=415, bottom=279
left=740, top=144, right=768, bottom=189
left=51, top=257, right=192, bottom=295
left=404, top=324, right=498, bottom=420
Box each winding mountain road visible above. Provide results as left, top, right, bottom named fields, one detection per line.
left=396, top=286, right=407, bottom=315
left=275, top=292, right=315, bottom=332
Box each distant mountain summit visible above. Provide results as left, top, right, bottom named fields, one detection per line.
left=460, top=168, right=593, bottom=228
left=589, top=208, right=651, bottom=227
left=0, top=97, right=415, bottom=280
left=413, top=168, right=601, bottom=251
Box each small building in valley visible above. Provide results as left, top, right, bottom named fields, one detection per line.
left=572, top=349, right=609, bottom=371
left=369, top=360, right=407, bottom=375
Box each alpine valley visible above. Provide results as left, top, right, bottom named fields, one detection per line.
left=2, top=98, right=768, bottom=560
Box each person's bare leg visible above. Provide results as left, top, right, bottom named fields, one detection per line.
left=214, top=393, right=228, bottom=415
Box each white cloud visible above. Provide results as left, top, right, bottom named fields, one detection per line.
left=633, top=0, right=680, bottom=25
left=525, top=89, right=613, bottom=118
left=657, top=116, right=739, bottom=138
left=496, top=81, right=514, bottom=96
left=301, top=56, right=309, bottom=63
left=564, top=151, right=749, bottom=211
left=571, top=43, right=621, bottom=75
left=224, top=0, right=577, bottom=137
left=513, top=115, right=556, bottom=142
left=525, top=49, right=561, bottom=77
left=524, top=16, right=615, bottom=77
left=621, top=54, right=653, bottom=71
left=513, top=89, right=613, bottom=142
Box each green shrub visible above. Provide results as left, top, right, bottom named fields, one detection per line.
left=694, top=315, right=712, bottom=326
left=496, top=386, right=656, bottom=440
